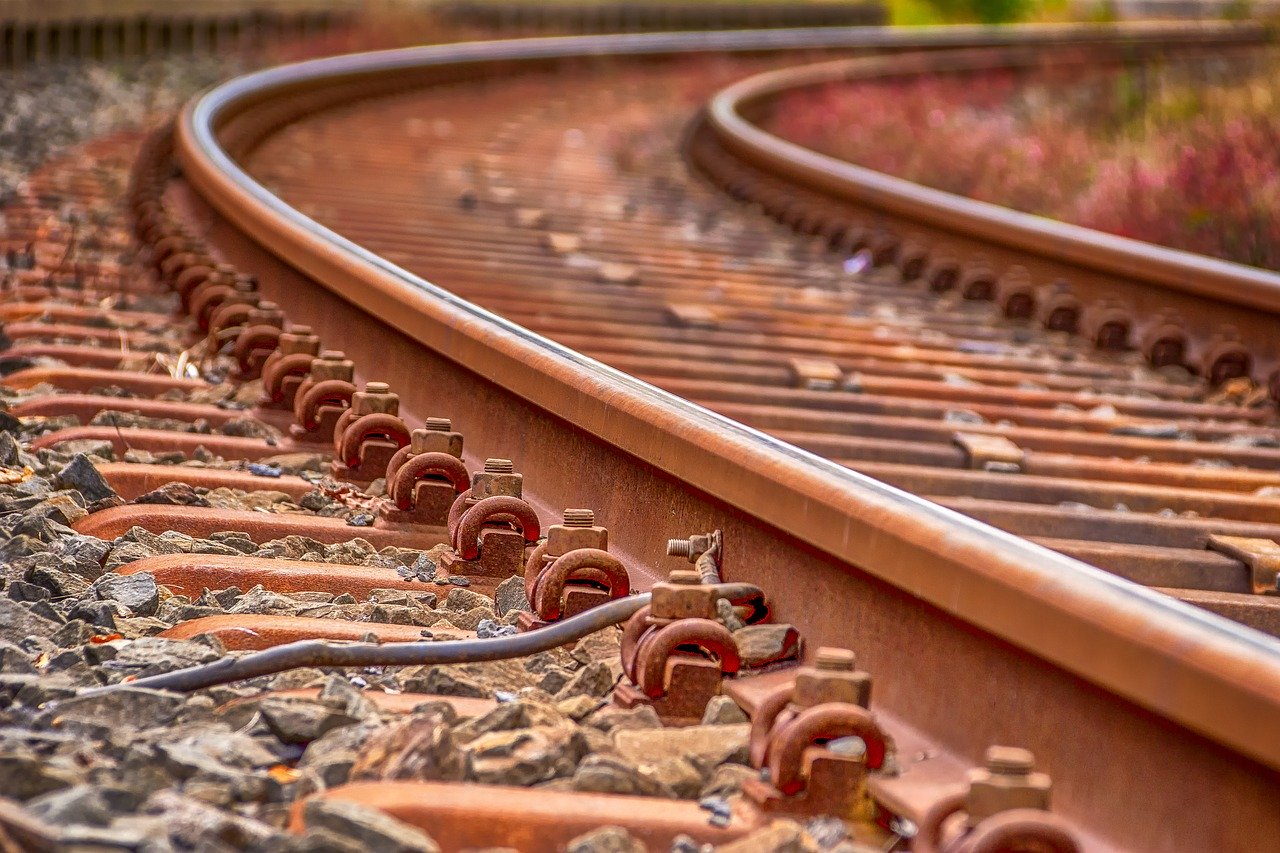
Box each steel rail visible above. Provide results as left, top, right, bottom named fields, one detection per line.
left=706, top=44, right=1280, bottom=325
left=176, top=20, right=1280, bottom=798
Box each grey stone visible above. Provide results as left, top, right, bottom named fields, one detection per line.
left=493, top=574, right=531, bottom=617
left=0, top=430, right=21, bottom=465
left=26, top=564, right=91, bottom=598
left=733, top=624, right=802, bottom=668
left=48, top=687, right=185, bottom=730
left=318, top=674, right=380, bottom=722
left=0, top=641, right=36, bottom=673
left=555, top=695, right=600, bottom=722
left=67, top=599, right=115, bottom=630
left=103, top=541, right=156, bottom=573
left=585, top=704, right=662, bottom=734
left=644, top=756, right=705, bottom=799
left=466, top=724, right=586, bottom=786
left=228, top=585, right=301, bottom=615
left=566, top=826, right=646, bottom=853
left=94, top=571, right=160, bottom=616
left=27, top=783, right=115, bottom=827
left=141, top=790, right=280, bottom=849
left=0, top=749, right=85, bottom=799
left=400, top=666, right=489, bottom=699
left=1, top=673, right=74, bottom=706
left=303, top=799, right=440, bottom=853
left=6, top=580, right=50, bottom=602
left=613, top=724, right=750, bottom=768
left=569, top=630, right=621, bottom=666
left=699, top=764, right=757, bottom=799
left=700, top=696, right=748, bottom=726
left=555, top=661, right=615, bottom=700
left=451, top=701, right=553, bottom=743
left=443, top=587, right=491, bottom=612
left=53, top=454, right=117, bottom=503
left=0, top=596, right=59, bottom=646
left=571, top=754, right=667, bottom=797
left=134, top=482, right=210, bottom=507
left=712, top=820, right=812, bottom=853
left=48, top=617, right=93, bottom=645
left=259, top=696, right=363, bottom=745
left=349, top=709, right=466, bottom=783
left=98, top=637, right=223, bottom=681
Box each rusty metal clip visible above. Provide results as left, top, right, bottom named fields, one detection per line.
left=953, top=433, right=1024, bottom=473
left=1206, top=534, right=1280, bottom=595
left=788, top=357, right=843, bottom=391
left=666, top=302, right=718, bottom=329
left=914, top=747, right=1079, bottom=853
left=742, top=648, right=889, bottom=821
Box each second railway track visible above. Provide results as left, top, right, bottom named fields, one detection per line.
left=6, top=19, right=1280, bottom=853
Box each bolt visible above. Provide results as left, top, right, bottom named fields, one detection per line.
left=984, top=746, right=1035, bottom=776
left=814, top=647, right=856, bottom=672
left=667, top=569, right=701, bottom=585
left=278, top=327, right=320, bottom=356
left=309, top=351, right=354, bottom=383
left=424, top=417, right=452, bottom=431
left=351, top=382, right=398, bottom=416
left=667, top=539, right=694, bottom=558
left=563, top=508, right=595, bottom=528
left=484, top=458, right=514, bottom=474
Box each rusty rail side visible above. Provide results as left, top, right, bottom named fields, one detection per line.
left=175, top=26, right=1280, bottom=848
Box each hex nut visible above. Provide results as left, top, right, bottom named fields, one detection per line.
left=965, top=747, right=1051, bottom=824
left=545, top=524, right=608, bottom=557
left=793, top=665, right=871, bottom=710
left=470, top=470, right=523, bottom=500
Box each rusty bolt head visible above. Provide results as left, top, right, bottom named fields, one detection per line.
left=793, top=647, right=870, bottom=710
left=409, top=421, right=464, bottom=458
left=965, top=746, right=1051, bottom=825
left=351, top=382, right=399, bottom=416
left=650, top=571, right=717, bottom=621
left=546, top=510, right=607, bottom=558
left=814, top=647, right=856, bottom=671
left=248, top=303, right=285, bottom=327
left=470, top=459, right=521, bottom=499
left=309, top=351, right=354, bottom=382
left=278, top=327, right=321, bottom=356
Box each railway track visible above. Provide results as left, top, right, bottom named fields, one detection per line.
left=0, top=0, right=355, bottom=67
left=2, top=20, right=1280, bottom=853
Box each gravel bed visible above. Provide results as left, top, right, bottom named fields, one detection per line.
left=0, top=44, right=832, bottom=853
left=0, top=439, right=822, bottom=851
left=0, top=56, right=249, bottom=205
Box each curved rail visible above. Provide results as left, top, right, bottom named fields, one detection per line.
left=704, top=42, right=1280, bottom=385
left=174, top=23, right=1279, bottom=845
